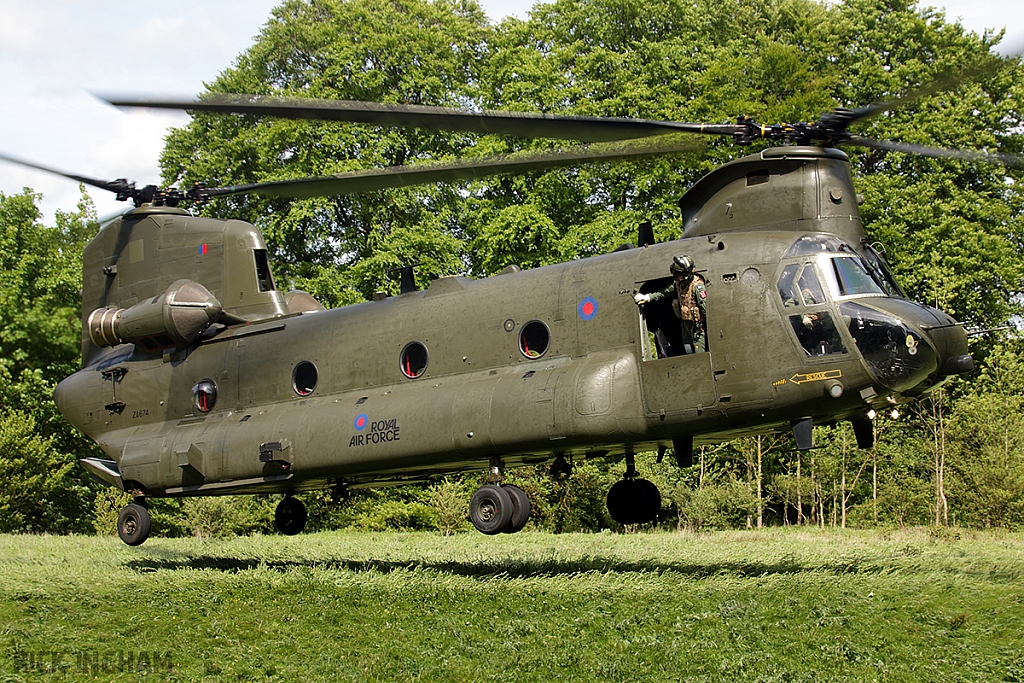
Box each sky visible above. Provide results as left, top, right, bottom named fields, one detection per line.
left=0, top=0, right=1020, bottom=224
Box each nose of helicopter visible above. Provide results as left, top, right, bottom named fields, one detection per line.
left=841, top=298, right=972, bottom=393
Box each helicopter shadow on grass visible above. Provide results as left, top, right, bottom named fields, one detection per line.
left=124, top=552, right=883, bottom=579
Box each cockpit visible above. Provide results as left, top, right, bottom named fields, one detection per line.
left=777, top=234, right=948, bottom=393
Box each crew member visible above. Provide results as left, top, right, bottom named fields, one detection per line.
left=634, top=255, right=707, bottom=354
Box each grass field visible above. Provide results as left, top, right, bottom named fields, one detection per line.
left=1, top=528, right=1022, bottom=682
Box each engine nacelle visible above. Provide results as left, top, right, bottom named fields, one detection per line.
left=87, top=279, right=222, bottom=352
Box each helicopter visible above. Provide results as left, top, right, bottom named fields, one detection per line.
left=4, top=89, right=1018, bottom=546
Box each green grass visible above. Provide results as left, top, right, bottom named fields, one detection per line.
left=1, top=528, right=1023, bottom=682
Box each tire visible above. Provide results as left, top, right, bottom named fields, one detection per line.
left=275, top=496, right=308, bottom=536
left=117, top=503, right=152, bottom=546
left=606, top=479, right=645, bottom=526
left=634, top=479, right=662, bottom=524
left=469, top=484, right=513, bottom=535
left=501, top=484, right=531, bottom=534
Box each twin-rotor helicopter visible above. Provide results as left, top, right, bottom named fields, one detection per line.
left=3, top=82, right=1019, bottom=545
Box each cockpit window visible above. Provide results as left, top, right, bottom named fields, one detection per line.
left=829, top=257, right=885, bottom=297
left=862, top=243, right=906, bottom=297
left=778, top=263, right=826, bottom=307
left=777, top=264, right=800, bottom=306
left=798, top=266, right=826, bottom=305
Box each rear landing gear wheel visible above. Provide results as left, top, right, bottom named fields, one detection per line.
left=501, top=484, right=531, bottom=534
left=117, top=502, right=151, bottom=546
left=275, top=496, right=307, bottom=535
left=469, top=484, right=513, bottom=535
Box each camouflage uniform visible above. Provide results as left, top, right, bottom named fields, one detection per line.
left=648, top=274, right=707, bottom=353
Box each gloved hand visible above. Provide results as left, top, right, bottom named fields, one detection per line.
left=634, top=292, right=650, bottom=305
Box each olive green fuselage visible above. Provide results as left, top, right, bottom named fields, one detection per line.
left=54, top=147, right=969, bottom=497
left=59, top=232, right=892, bottom=496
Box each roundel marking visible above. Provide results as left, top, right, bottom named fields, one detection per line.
left=354, top=414, right=369, bottom=431
left=578, top=296, right=598, bottom=320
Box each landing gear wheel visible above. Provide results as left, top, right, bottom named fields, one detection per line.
left=117, top=502, right=152, bottom=546
left=606, top=479, right=661, bottom=526
left=634, top=478, right=662, bottom=524
left=275, top=496, right=307, bottom=536
left=469, top=484, right=513, bottom=535
left=501, top=484, right=531, bottom=534
left=606, top=480, right=644, bottom=525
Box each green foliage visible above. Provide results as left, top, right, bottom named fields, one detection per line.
left=0, top=190, right=102, bottom=533
left=91, top=489, right=133, bottom=535
left=161, top=0, right=489, bottom=299
left=304, top=487, right=439, bottom=532
left=428, top=477, right=472, bottom=535
left=0, top=410, right=71, bottom=532
left=181, top=496, right=278, bottom=539
left=946, top=344, right=1024, bottom=528
left=674, top=479, right=758, bottom=532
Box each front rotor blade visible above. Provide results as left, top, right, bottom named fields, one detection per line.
left=837, top=43, right=1019, bottom=129
left=846, top=136, right=1024, bottom=169
left=202, top=139, right=703, bottom=199
left=103, top=93, right=739, bottom=143
left=0, top=151, right=133, bottom=194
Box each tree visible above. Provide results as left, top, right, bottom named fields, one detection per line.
left=0, top=190, right=103, bottom=533
left=946, top=343, right=1024, bottom=528
left=161, top=0, right=490, bottom=300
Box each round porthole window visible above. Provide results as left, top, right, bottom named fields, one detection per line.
left=192, top=379, right=217, bottom=413
left=292, top=360, right=318, bottom=396
left=519, top=320, right=550, bottom=358
left=400, top=341, right=428, bottom=378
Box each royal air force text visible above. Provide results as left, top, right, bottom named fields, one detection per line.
left=349, top=419, right=400, bottom=447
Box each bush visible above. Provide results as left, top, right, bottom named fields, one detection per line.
left=91, top=489, right=134, bottom=535
left=356, top=500, right=437, bottom=531
left=429, top=477, right=471, bottom=535
left=181, top=496, right=275, bottom=539
left=674, top=480, right=757, bottom=532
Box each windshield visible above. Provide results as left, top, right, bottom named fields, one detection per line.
left=862, top=243, right=906, bottom=297
left=829, top=257, right=886, bottom=297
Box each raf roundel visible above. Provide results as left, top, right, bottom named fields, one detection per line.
left=354, top=414, right=369, bottom=431
left=578, top=296, right=598, bottom=321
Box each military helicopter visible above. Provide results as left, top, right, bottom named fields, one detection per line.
left=3, top=87, right=1019, bottom=546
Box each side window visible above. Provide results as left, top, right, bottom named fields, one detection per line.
left=254, top=249, right=275, bottom=292
left=400, top=342, right=428, bottom=378
left=789, top=312, right=847, bottom=357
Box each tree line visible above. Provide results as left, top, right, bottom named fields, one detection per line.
left=1, top=0, right=1022, bottom=535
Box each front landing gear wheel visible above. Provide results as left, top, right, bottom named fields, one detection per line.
left=469, top=484, right=513, bottom=535
left=275, top=496, right=307, bottom=535
left=501, top=484, right=531, bottom=534
left=606, top=480, right=643, bottom=525
left=606, top=478, right=661, bottom=526
left=117, top=502, right=151, bottom=546
left=635, top=478, right=662, bottom=524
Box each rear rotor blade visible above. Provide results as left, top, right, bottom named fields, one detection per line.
left=0, top=151, right=134, bottom=195
left=845, top=136, right=1024, bottom=169
left=201, top=138, right=703, bottom=199
left=102, top=93, right=739, bottom=143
